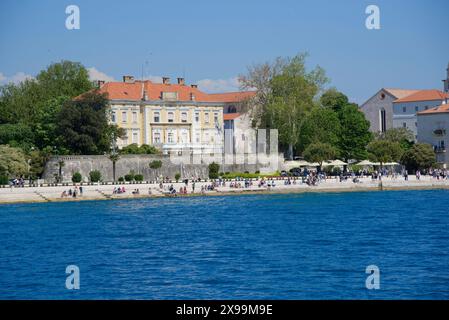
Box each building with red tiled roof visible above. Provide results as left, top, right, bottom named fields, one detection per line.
left=392, top=89, right=448, bottom=139
left=93, top=76, right=255, bottom=155
left=417, top=100, right=449, bottom=167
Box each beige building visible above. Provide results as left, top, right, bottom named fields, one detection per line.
left=98, top=76, right=255, bottom=155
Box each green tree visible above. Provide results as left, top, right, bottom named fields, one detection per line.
left=149, top=160, right=162, bottom=169
left=320, top=88, right=349, bottom=113
left=0, top=145, right=28, bottom=177
left=0, top=61, right=94, bottom=153
left=367, top=140, right=404, bottom=167
left=57, top=91, right=112, bottom=154
left=120, top=143, right=159, bottom=155
left=303, top=142, right=337, bottom=169
left=208, top=162, right=220, bottom=179
left=299, top=107, right=341, bottom=152
left=175, top=173, right=181, bottom=182
left=72, top=172, right=82, bottom=183
left=240, top=53, right=328, bottom=159
left=375, top=128, right=414, bottom=151
left=401, top=143, right=436, bottom=171
left=338, top=104, right=373, bottom=161
left=89, top=170, right=102, bottom=183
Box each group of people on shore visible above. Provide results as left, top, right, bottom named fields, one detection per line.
left=61, top=186, right=83, bottom=198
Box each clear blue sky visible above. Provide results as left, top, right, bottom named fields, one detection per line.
left=0, top=0, right=448, bottom=103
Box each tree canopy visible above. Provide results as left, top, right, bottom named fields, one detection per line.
left=401, top=143, right=436, bottom=171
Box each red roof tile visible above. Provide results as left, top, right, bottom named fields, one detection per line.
left=417, top=103, right=449, bottom=115
left=97, top=80, right=256, bottom=103
left=223, top=113, right=241, bottom=120
left=394, top=90, right=448, bottom=103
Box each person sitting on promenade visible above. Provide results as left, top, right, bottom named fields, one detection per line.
left=61, top=190, right=67, bottom=198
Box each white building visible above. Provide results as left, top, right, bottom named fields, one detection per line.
left=417, top=100, right=449, bottom=167
left=392, top=90, right=448, bottom=139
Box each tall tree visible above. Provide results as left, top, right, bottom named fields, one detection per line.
left=303, top=142, right=337, bottom=169
left=338, top=104, right=373, bottom=161
left=241, top=53, right=328, bottom=159
left=367, top=140, right=403, bottom=167
left=320, top=88, right=349, bottom=113
left=57, top=91, right=115, bottom=155
left=401, top=143, right=436, bottom=171
left=298, top=107, right=341, bottom=153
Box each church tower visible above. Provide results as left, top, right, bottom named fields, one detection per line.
left=444, top=62, right=449, bottom=93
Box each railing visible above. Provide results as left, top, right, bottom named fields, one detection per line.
left=434, top=146, right=446, bottom=153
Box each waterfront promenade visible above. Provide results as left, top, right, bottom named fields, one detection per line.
left=1, top=175, right=448, bottom=204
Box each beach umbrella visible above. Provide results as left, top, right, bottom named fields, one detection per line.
left=357, top=160, right=377, bottom=166
left=384, top=162, right=399, bottom=166
left=284, top=160, right=311, bottom=169
left=324, top=160, right=348, bottom=166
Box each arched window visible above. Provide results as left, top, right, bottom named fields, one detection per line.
left=379, top=109, right=386, bottom=132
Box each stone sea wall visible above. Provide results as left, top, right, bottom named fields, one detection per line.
left=42, top=154, right=284, bottom=183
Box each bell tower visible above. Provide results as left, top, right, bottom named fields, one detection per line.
left=444, top=62, right=449, bottom=93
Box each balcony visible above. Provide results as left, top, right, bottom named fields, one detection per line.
left=434, top=146, right=446, bottom=153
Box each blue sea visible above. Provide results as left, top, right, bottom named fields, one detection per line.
left=0, top=190, right=448, bottom=299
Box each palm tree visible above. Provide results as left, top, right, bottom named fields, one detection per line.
left=109, top=153, right=120, bottom=182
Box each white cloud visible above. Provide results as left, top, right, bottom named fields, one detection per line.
left=87, top=67, right=115, bottom=82
left=197, top=77, right=241, bottom=93
left=0, top=72, right=33, bottom=85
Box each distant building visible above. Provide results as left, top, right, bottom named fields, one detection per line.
left=392, top=90, right=448, bottom=139
left=417, top=99, right=449, bottom=167
left=360, top=88, right=418, bottom=132
left=96, top=76, right=255, bottom=155
left=361, top=62, right=449, bottom=135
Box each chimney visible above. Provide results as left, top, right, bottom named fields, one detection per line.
left=142, top=90, right=148, bottom=101
left=190, top=92, right=196, bottom=101
left=162, top=77, right=170, bottom=84
left=123, top=75, right=135, bottom=83
left=191, top=84, right=198, bottom=89
left=177, top=77, right=185, bottom=85
left=97, top=80, right=105, bottom=87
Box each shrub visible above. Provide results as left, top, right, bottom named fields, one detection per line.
left=149, top=160, right=162, bottom=170
left=71, top=172, right=82, bottom=183
left=134, top=174, right=144, bottom=181
left=255, top=170, right=260, bottom=174
left=124, top=173, right=134, bottom=182
left=175, top=173, right=181, bottom=182
left=118, top=176, right=124, bottom=182
left=208, top=162, right=220, bottom=179
left=89, top=170, right=102, bottom=183
left=0, top=174, right=9, bottom=185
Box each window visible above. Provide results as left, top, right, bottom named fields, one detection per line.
left=132, top=132, right=138, bottom=143
left=122, top=111, right=127, bottom=123
left=204, top=112, right=210, bottom=124
left=415, top=106, right=419, bottom=112
left=111, top=112, right=116, bottom=123
left=214, top=113, right=219, bottom=123
left=168, top=112, right=174, bottom=123
left=425, top=106, right=429, bottom=110
left=167, top=132, right=174, bottom=143
left=153, top=132, right=161, bottom=144
left=403, top=122, right=407, bottom=128
left=195, top=112, right=199, bottom=122
left=195, top=133, right=200, bottom=143
left=415, top=122, right=417, bottom=127
left=132, top=111, right=137, bottom=123
left=154, top=111, right=160, bottom=123
left=181, top=131, right=188, bottom=143
left=402, top=107, right=406, bottom=113
left=380, top=109, right=386, bottom=132
left=181, top=112, right=187, bottom=123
